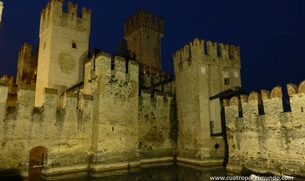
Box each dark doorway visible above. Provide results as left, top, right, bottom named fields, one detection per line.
left=28, top=146, right=47, bottom=181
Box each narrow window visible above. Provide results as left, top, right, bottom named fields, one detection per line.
left=224, top=78, right=230, bottom=85
left=258, top=92, right=265, bottom=115
left=72, top=42, right=77, bottom=49
left=147, top=35, right=149, bottom=39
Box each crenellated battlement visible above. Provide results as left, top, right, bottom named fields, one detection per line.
left=224, top=80, right=305, bottom=125
left=140, top=89, right=173, bottom=99
left=139, top=63, right=171, bottom=79
left=173, top=38, right=240, bottom=72
left=225, top=86, right=284, bottom=120
left=83, top=52, right=139, bottom=95
left=40, top=0, right=91, bottom=35
left=0, top=82, right=94, bottom=172
left=285, top=80, right=305, bottom=125
left=225, top=87, right=282, bottom=106
left=85, top=51, right=139, bottom=76
left=139, top=83, right=173, bottom=100
left=0, top=75, right=14, bottom=84
left=140, top=72, right=173, bottom=95
left=0, top=82, right=92, bottom=111
left=124, top=8, right=164, bottom=36
left=18, top=42, right=32, bottom=57
left=225, top=80, right=305, bottom=174
left=139, top=89, right=173, bottom=121
left=139, top=63, right=172, bottom=93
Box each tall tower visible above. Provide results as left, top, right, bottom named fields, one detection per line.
left=0, top=1, right=3, bottom=24
left=124, top=8, right=163, bottom=70
left=173, top=38, right=241, bottom=162
left=35, top=0, right=91, bottom=107
left=16, top=43, right=38, bottom=85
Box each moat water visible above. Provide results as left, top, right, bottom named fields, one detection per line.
left=28, top=163, right=229, bottom=181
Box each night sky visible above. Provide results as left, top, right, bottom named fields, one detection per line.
left=0, top=0, right=305, bottom=94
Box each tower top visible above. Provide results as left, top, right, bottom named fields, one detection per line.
left=124, top=8, right=164, bottom=37
left=40, top=0, right=91, bottom=35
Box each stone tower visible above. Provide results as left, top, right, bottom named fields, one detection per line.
left=173, top=38, right=241, bottom=163
left=124, top=8, right=164, bottom=70
left=0, top=1, right=3, bottom=24
left=35, top=0, right=91, bottom=107
left=16, top=43, right=38, bottom=85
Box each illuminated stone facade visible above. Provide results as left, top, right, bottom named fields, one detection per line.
left=7, top=0, right=304, bottom=179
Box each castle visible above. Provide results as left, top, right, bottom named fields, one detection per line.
left=1, top=0, right=304, bottom=178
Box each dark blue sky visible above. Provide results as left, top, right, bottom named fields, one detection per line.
left=0, top=0, right=305, bottom=94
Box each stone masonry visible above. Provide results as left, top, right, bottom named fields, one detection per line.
left=225, top=82, right=305, bottom=176
left=173, top=38, right=241, bottom=166
left=4, top=0, right=305, bottom=178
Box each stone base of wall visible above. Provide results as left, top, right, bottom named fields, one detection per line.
left=225, top=164, right=243, bottom=175
left=17, top=156, right=224, bottom=179
left=227, top=156, right=305, bottom=177
left=226, top=163, right=305, bottom=177
left=41, top=163, right=89, bottom=176
left=140, top=157, right=174, bottom=166
left=90, top=161, right=141, bottom=172
left=38, top=157, right=174, bottom=177
left=177, top=157, right=223, bottom=167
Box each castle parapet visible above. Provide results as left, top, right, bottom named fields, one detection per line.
left=225, top=81, right=305, bottom=172
left=0, top=75, right=13, bottom=84
left=261, top=87, right=283, bottom=116
left=27, top=85, right=92, bottom=113
left=18, top=42, right=32, bottom=58
left=173, top=38, right=240, bottom=73
left=40, top=0, right=91, bottom=35
left=86, top=52, right=139, bottom=76
left=124, top=8, right=164, bottom=36
left=139, top=63, right=172, bottom=93
left=225, top=86, right=283, bottom=120
left=139, top=63, right=171, bottom=79
left=83, top=51, right=139, bottom=95
left=140, top=89, right=172, bottom=105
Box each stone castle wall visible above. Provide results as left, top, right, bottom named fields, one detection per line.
left=225, top=81, right=305, bottom=175
left=10, top=0, right=305, bottom=177
left=0, top=52, right=175, bottom=176
left=0, top=81, right=93, bottom=175
left=87, top=53, right=140, bottom=171
left=84, top=52, right=175, bottom=171
left=138, top=90, right=174, bottom=159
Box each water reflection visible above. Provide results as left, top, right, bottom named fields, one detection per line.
left=29, top=163, right=228, bottom=181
